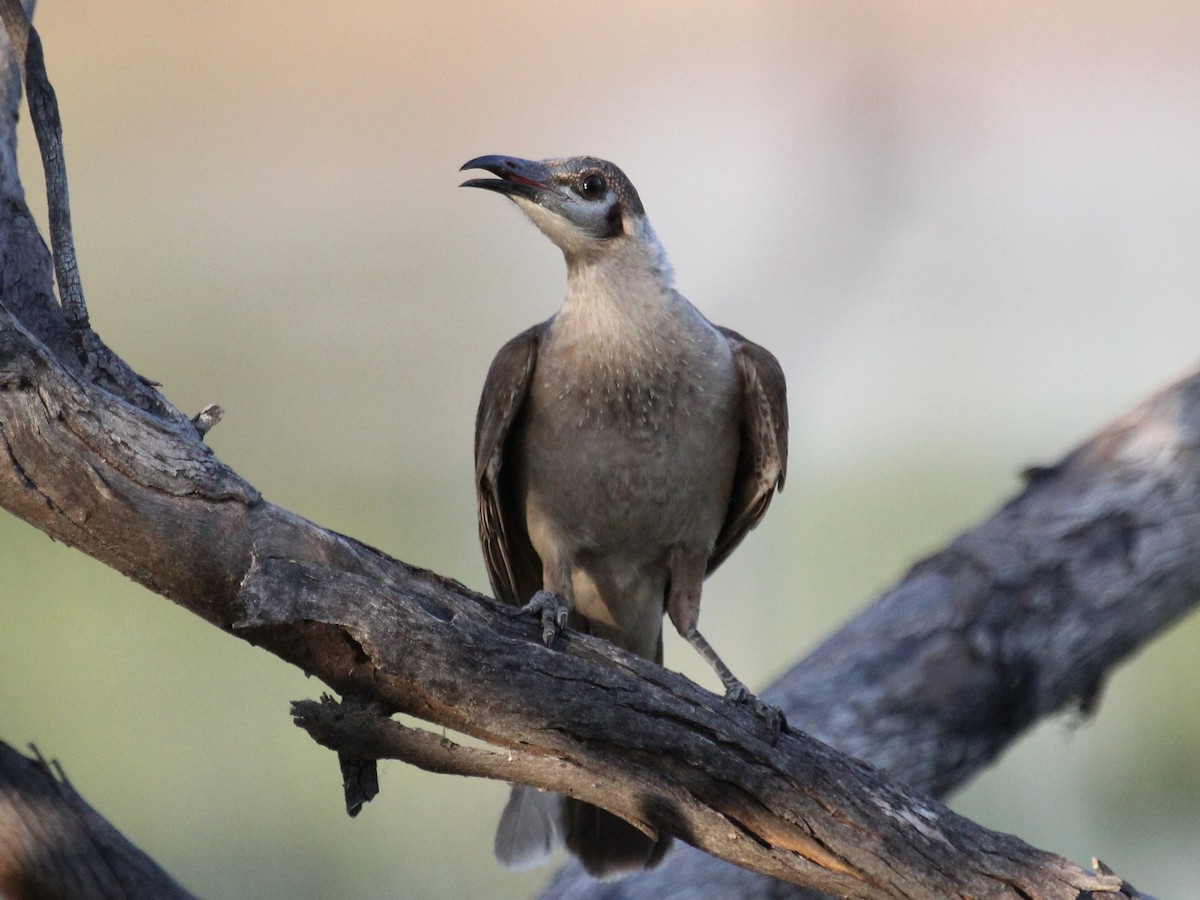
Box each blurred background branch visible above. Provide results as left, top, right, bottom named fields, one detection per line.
left=0, top=742, right=195, bottom=900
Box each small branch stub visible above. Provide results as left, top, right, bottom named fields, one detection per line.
left=191, top=404, right=224, bottom=436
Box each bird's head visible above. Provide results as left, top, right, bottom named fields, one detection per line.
left=461, top=155, right=668, bottom=275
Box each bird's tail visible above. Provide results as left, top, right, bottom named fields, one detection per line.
left=495, top=614, right=671, bottom=877
left=494, top=787, right=672, bottom=879
left=494, top=785, right=561, bottom=870
left=562, top=796, right=672, bottom=879
left=559, top=611, right=671, bottom=877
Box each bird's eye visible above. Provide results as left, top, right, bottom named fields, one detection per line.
left=579, top=173, right=606, bottom=199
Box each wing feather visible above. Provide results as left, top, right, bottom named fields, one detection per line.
left=475, top=322, right=547, bottom=607
left=708, top=327, right=789, bottom=574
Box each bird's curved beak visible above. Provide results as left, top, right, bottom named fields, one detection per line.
left=460, top=155, right=561, bottom=201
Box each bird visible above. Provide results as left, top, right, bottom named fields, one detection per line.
left=462, top=154, right=788, bottom=879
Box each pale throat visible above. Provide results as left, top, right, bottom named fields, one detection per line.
left=541, top=244, right=726, bottom=424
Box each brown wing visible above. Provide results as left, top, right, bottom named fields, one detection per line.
left=708, top=327, right=789, bottom=574
left=475, top=322, right=547, bottom=607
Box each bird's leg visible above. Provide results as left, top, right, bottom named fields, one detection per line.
left=510, top=557, right=573, bottom=645
left=682, top=625, right=786, bottom=743
left=512, top=590, right=571, bottom=645
left=684, top=623, right=788, bottom=743
left=666, top=549, right=788, bottom=744
left=684, top=626, right=752, bottom=702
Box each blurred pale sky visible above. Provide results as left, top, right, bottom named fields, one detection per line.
left=3, top=3, right=1199, bottom=898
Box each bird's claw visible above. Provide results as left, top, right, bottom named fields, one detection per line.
left=723, top=683, right=788, bottom=745
left=754, top=699, right=788, bottom=746
left=512, top=590, right=570, bottom=645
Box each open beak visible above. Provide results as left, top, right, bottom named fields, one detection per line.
left=460, top=155, right=560, bottom=201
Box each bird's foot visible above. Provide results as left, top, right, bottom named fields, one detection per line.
left=723, top=681, right=788, bottom=745
left=511, top=590, right=570, bottom=645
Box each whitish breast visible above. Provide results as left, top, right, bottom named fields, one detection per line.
left=519, top=314, right=741, bottom=558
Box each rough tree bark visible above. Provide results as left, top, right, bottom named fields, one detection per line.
left=0, top=8, right=1184, bottom=900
